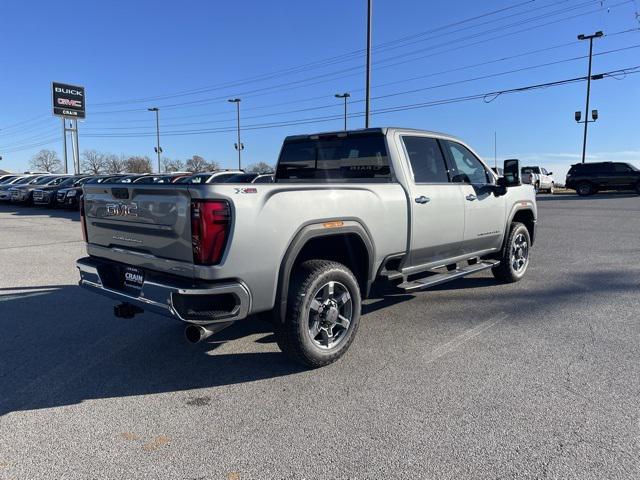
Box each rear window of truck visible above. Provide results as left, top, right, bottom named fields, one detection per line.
left=276, top=134, right=392, bottom=183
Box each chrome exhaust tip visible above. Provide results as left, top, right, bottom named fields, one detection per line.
left=184, top=322, right=232, bottom=344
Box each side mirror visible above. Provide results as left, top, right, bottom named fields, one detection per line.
left=548, top=172, right=553, bottom=175
left=503, top=159, right=521, bottom=187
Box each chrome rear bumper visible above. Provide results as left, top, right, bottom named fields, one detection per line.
left=77, top=257, right=251, bottom=325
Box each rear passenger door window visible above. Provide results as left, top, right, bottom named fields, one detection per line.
left=442, top=140, right=491, bottom=185
left=402, top=136, right=449, bottom=183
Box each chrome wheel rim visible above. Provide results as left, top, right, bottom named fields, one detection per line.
left=511, top=232, right=529, bottom=274
left=307, top=281, right=353, bottom=350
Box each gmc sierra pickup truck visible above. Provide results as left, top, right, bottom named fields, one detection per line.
left=77, top=128, right=536, bottom=367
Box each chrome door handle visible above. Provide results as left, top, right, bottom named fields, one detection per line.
left=415, top=196, right=430, bottom=204
left=466, top=194, right=477, bottom=201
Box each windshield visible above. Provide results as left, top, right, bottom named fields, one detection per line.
left=9, top=177, right=35, bottom=185
left=0, top=176, right=17, bottom=184
left=33, top=176, right=56, bottom=185
left=58, top=177, right=79, bottom=187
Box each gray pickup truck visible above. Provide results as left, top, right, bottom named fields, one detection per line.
left=77, top=128, right=536, bottom=367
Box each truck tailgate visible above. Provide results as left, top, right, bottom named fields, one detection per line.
left=83, top=184, right=193, bottom=263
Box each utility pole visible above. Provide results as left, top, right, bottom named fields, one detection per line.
left=228, top=98, right=243, bottom=170
left=577, top=31, right=603, bottom=164
left=335, top=93, right=350, bottom=131
left=148, top=107, right=162, bottom=172
left=365, top=0, right=372, bottom=128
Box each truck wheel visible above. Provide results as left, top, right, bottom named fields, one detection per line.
left=534, top=182, right=540, bottom=194
left=576, top=182, right=593, bottom=196
left=492, top=222, right=531, bottom=283
left=549, top=183, right=555, bottom=195
left=275, top=260, right=361, bottom=368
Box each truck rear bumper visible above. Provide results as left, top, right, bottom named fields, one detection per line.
left=77, top=256, right=251, bottom=325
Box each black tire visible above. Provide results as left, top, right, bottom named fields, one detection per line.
left=549, top=183, right=555, bottom=195
left=275, top=259, right=361, bottom=368
left=492, top=222, right=531, bottom=283
left=576, top=182, right=593, bottom=196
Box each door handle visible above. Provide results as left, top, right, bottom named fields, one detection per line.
left=415, top=196, right=430, bottom=204
left=466, top=194, right=477, bottom=201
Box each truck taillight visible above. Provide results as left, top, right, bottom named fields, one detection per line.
left=79, top=195, right=88, bottom=242
left=191, top=200, right=231, bottom=265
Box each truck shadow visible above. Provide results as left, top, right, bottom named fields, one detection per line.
left=0, top=286, right=304, bottom=417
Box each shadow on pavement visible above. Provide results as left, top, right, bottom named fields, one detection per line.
left=0, top=285, right=304, bottom=416
left=0, top=202, right=79, bottom=221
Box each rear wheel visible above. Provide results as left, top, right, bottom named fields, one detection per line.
left=275, top=260, right=361, bottom=368
left=492, top=222, right=531, bottom=283
left=576, top=182, right=593, bottom=196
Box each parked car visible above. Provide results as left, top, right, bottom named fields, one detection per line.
left=565, top=162, right=640, bottom=196
left=253, top=173, right=274, bottom=183
left=220, top=172, right=260, bottom=183
left=521, top=166, right=555, bottom=194
left=33, top=175, right=89, bottom=207
left=0, top=175, right=21, bottom=185
left=133, top=173, right=192, bottom=184
left=0, top=175, right=42, bottom=202
left=0, top=175, right=18, bottom=183
left=57, top=175, right=125, bottom=209
left=10, top=175, right=71, bottom=205
left=77, top=127, right=537, bottom=368
left=175, top=170, right=244, bottom=184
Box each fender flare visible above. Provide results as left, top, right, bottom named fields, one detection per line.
left=274, top=219, right=375, bottom=323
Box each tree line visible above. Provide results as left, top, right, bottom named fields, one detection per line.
left=28, top=149, right=274, bottom=175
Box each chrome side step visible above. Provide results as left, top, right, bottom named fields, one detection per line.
left=398, top=260, right=499, bottom=292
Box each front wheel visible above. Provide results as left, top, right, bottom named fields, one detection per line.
left=492, top=222, right=531, bottom=283
left=549, top=183, right=555, bottom=195
left=275, top=260, right=361, bottom=368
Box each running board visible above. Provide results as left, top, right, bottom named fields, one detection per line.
left=398, top=261, right=499, bottom=292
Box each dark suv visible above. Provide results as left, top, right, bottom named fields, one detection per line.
left=565, top=162, right=640, bottom=196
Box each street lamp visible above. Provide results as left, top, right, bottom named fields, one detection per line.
left=576, top=30, right=603, bottom=163
left=228, top=98, right=243, bottom=170
left=147, top=107, right=162, bottom=172
left=334, top=93, right=350, bottom=131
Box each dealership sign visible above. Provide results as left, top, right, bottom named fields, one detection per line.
left=52, top=82, right=85, bottom=118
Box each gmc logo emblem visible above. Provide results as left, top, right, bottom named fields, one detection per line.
left=106, top=202, right=138, bottom=217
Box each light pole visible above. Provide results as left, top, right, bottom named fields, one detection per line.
left=365, top=0, right=372, bottom=128
left=577, top=31, right=603, bottom=163
left=228, top=98, right=243, bottom=170
left=334, top=93, right=350, bottom=131
left=147, top=107, right=162, bottom=172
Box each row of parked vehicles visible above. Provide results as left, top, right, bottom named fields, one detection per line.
left=0, top=170, right=275, bottom=209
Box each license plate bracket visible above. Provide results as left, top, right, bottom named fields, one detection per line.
left=123, top=266, right=145, bottom=290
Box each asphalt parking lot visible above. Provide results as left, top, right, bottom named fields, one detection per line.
left=0, top=194, right=639, bottom=479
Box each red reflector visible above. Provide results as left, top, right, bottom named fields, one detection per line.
left=79, top=195, right=88, bottom=242
left=191, top=200, right=231, bottom=265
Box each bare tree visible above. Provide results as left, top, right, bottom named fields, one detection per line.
left=186, top=155, right=212, bottom=173
left=246, top=162, right=274, bottom=173
left=124, top=156, right=153, bottom=174
left=30, top=149, right=61, bottom=173
left=81, top=150, right=105, bottom=174
left=162, top=157, right=185, bottom=173
left=103, top=154, right=126, bottom=174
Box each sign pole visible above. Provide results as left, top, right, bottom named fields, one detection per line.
left=62, top=118, right=68, bottom=174
left=72, top=119, right=80, bottom=174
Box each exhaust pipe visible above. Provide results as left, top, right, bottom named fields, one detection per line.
left=184, top=322, right=233, bottom=344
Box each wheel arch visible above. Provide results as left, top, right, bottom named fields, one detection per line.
left=275, top=220, right=375, bottom=324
